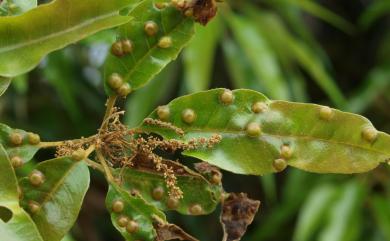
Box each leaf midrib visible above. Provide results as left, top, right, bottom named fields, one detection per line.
left=181, top=127, right=389, bottom=156
left=35, top=159, right=79, bottom=216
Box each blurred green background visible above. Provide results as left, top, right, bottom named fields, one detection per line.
left=1, top=0, right=390, bottom=241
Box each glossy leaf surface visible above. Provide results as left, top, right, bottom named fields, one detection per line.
left=104, top=0, right=194, bottom=94
left=114, top=162, right=222, bottom=215
left=106, top=184, right=165, bottom=241
left=0, top=0, right=135, bottom=77
left=19, top=157, right=90, bottom=241
left=141, top=89, right=390, bottom=175
left=0, top=144, right=44, bottom=241
left=0, top=123, right=40, bottom=165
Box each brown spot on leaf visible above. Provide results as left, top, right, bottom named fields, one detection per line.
left=153, top=216, right=199, bottom=241
left=221, top=193, right=260, bottom=241
left=194, top=162, right=222, bottom=184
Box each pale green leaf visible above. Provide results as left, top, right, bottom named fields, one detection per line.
left=0, top=144, right=44, bottom=241
left=0, top=0, right=136, bottom=77
left=0, top=76, right=11, bottom=96
left=141, top=89, right=390, bottom=175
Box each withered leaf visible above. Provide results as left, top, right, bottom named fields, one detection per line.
left=220, top=193, right=260, bottom=241
left=153, top=216, right=199, bottom=241
left=173, top=0, right=218, bottom=25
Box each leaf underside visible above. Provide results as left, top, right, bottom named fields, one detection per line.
left=141, top=88, right=390, bottom=175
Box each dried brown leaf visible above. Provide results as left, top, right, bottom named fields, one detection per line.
left=220, top=193, right=260, bottom=241
left=153, top=216, right=199, bottom=241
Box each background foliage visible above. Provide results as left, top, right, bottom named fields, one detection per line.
left=1, top=0, right=390, bottom=241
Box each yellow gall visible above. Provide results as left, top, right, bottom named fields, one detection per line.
left=246, top=122, right=261, bottom=137
left=155, top=2, right=168, bottom=9
left=117, top=215, right=129, bottom=227
left=27, top=133, right=40, bottom=145
left=111, top=41, right=123, bottom=57
left=362, top=126, right=378, bottom=143
left=144, top=21, right=159, bottom=36
left=29, top=170, right=45, bottom=187
left=11, top=156, right=23, bottom=168
left=117, top=83, right=132, bottom=97
left=182, top=108, right=196, bottom=124
left=158, top=36, right=172, bottom=48
left=319, top=106, right=333, bottom=121
left=157, top=105, right=170, bottom=121
left=108, top=73, right=123, bottom=90
left=152, top=187, right=165, bottom=201
left=252, top=102, right=268, bottom=113
left=211, top=173, right=222, bottom=185
left=189, top=204, right=203, bottom=215
left=184, top=9, right=194, bottom=17
left=273, top=158, right=287, bottom=172
left=280, top=145, right=293, bottom=159
left=71, top=149, right=86, bottom=161
left=28, top=200, right=41, bottom=214
left=167, top=198, right=179, bottom=209
left=220, top=89, right=234, bottom=105
left=9, top=132, right=23, bottom=146
left=121, top=39, right=133, bottom=54
left=112, top=200, right=125, bottom=213
left=126, top=220, right=139, bottom=233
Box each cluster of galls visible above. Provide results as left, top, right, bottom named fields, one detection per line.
left=170, top=0, right=218, bottom=25
left=111, top=200, right=140, bottom=234
left=8, top=131, right=40, bottom=169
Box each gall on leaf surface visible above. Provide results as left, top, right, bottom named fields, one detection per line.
left=114, top=158, right=222, bottom=215
left=104, top=0, right=195, bottom=95
left=19, top=157, right=90, bottom=241
left=0, top=0, right=136, bottom=77
left=0, top=123, right=41, bottom=166
left=141, top=88, right=390, bottom=175
left=0, top=144, right=44, bottom=241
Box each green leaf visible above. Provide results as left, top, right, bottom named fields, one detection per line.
left=286, top=0, right=355, bottom=34
left=0, top=0, right=36, bottom=16
left=124, top=62, right=178, bottom=128
left=0, top=76, right=11, bottom=96
left=106, top=184, right=165, bottom=241
left=359, top=0, right=390, bottom=29
left=0, top=144, right=44, bottom=241
left=293, top=184, right=337, bottom=241
left=372, top=195, right=390, bottom=240
left=226, top=14, right=289, bottom=100
left=141, top=89, right=390, bottom=175
left=318, top=181, right=365, bottom=241
left=0, top=123, right=40, bottom=165
left=114, top=161, right=222, bottom=215
left=0, top=0, right=135, bottom=77
left=103, top=0, right=195, bottom=94
left=183, top=16, right=222, bottom=92
left=243, top=8, right=346, bottom=107
left=19, top=157, right=90, bottom=241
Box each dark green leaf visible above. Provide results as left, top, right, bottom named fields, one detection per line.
left=104, top=0, right=194, bottom=94
left=0, top=0, right=135, bottom=77
left=19, top=157, right=90, bottom=241
left=106, top=184, right=166, bottom=241
left=141, top=89, right=390, bottom=175
left=114, top=160, right=222, bottom=215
